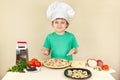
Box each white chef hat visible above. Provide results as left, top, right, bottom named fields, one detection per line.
left=46, top=1, right=75, bottom=21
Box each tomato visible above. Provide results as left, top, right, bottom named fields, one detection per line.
left=28, top=58, right=42, bottom=67
left=31, top=58, right=38, bottom=63
left=28, top=61, right=35, bottom=66
left=35, top=62, right=42, bottom=67
left=102, top=65, right=109, bottom=71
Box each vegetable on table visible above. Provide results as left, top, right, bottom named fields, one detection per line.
left=102, top=65, right=109, bottom=71
left=86, top=58, right=110, bottom=71
left=97, top=60, right=103, bottom=67
left=93, top=66, right=102, bottom=71
left=28, top=58, right=42, bottom=67
left=7, top=59, right=29, bottom=72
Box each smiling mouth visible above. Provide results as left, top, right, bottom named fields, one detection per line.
left=57, top=27, right=63, bottom=29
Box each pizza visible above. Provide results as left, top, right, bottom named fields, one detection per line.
left=43, top=58, right=71, bottom=68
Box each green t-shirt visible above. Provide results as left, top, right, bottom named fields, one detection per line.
left=43, top=31, right=79, bottom=60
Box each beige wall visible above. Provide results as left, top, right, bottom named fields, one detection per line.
left=0, top=0, right=120, bottom=80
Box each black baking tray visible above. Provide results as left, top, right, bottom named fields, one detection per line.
left=64, top=68, right=92, bottom=80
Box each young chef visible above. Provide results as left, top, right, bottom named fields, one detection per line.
left=41, top=1, right=79, bottom=60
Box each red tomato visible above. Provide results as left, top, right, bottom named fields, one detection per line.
left=28, top=61, right=35, bottom=66
left=28, top=58, right=42, bottom=67
left=31, top=58, right=38, bottom=63
left=102, top=65, right=109, bottom=71
left=35, top=62, right=42, bottom=67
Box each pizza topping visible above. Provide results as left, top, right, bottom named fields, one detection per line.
left=71, top=61, right=85, bottom=67
left=43, top=58, right=70, bottom=68
left=65, top=68, right=92, bottom=79
left=102, top=65, right=109, bottom=71
left=28, top=58, right=42, bottom=67
left=87, top=59, right=97, bottom=67
left=97, top=60, right=103, bottom=67
left=87, top=58, right=110, bottom=71
left=93, top=66, right=102, bottom=71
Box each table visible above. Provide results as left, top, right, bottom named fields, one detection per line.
left=2, top=66, right=115, bottom=80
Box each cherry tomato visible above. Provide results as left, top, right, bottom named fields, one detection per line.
left=35, top=62, right=42, bottom=67
left=28, top=58, right=42, bottom=67
left=102, top=65, right=109, bottom=71
left=28, top=61, right=35, bottom=66
left=31, top=58, right=38, bottom=63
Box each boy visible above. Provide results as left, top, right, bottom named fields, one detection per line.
left=41, top=1, right=79, bottom=60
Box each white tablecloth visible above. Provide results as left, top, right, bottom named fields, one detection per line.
left=2, top=67, right=115, bottom=80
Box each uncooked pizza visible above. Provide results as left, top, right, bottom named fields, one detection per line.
left=43, top=58, right=71, bottom=68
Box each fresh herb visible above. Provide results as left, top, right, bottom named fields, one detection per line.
left=93, top=66, right=102, bottom=71
left=7, top=59, right=29, bottom=72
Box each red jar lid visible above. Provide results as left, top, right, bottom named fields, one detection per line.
left=17, top=41, right=27, bottom=44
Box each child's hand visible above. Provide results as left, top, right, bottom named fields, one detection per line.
left=41, top=48, right=50, bottom=56
left=67, top=49, right=75, bottom=56
left=67, top=48, right=78, bottom=56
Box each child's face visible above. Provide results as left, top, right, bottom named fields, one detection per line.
left=52, top=18, right=69, bottom=33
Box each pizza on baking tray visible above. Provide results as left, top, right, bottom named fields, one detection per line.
left=43, top=58, right=71, bottom=68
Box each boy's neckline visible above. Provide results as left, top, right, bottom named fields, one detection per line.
left=54, top=31, right=67, bottom=36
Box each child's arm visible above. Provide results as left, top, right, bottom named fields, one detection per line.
left=67, top=48, right=78, bottom=56
left=41, top=48, right=50, bottom=56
